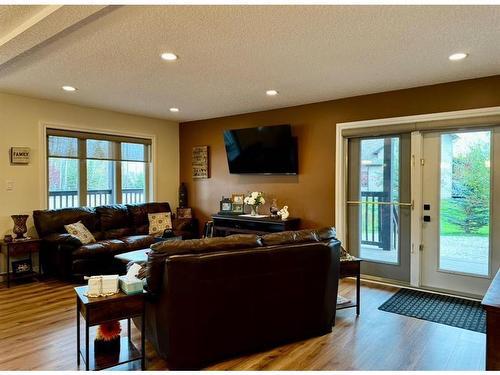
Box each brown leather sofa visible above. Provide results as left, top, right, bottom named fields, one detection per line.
left=142, top=227, right=340, bottom=369
left=33, top=202, right=198, bottom=279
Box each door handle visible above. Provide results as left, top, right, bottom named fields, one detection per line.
left=347, top=200, right=413, bottom=208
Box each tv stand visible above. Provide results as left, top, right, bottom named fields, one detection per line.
left=212, top=214, right=300, bottom=236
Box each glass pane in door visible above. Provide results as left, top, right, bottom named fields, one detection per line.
left=359, top=137, right=400, bottom=264
left=439, top=131, right=490, bottom=276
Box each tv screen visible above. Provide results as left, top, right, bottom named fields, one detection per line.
left=223, top=124, right=298, bottom=174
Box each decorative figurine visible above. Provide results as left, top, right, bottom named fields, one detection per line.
left=94, top=321, right=122, bottom=354
left=278, top=206, right=289, bottom=220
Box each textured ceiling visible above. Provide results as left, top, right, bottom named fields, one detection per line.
left=0, top=5, right=499, bottom=122
left=0, top=5, right=46, bottom=37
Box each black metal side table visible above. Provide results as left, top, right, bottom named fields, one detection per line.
left=75, top=286, right=146, bottom=371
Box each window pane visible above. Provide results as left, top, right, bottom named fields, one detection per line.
left=48, top=136, right=78, bottom=158
left=122, top=161, right=146, bottom=204
left=87, top=139, right=114, bottom=160
left=48, top=157, right=79, bottom=209
left=359, top=137, right=400, bottom=264
left=122, top=142, right=147, bottom=162
left=87, top=160, right=114, bottom=207
left=439, top=131, right=490, bottom=276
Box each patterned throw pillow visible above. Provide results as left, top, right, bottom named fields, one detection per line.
left=64, top=221, right=96, bottom=245
left=148, top=212, right=173, bottom=235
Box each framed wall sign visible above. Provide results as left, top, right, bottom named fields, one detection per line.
left=192, top=146, right=209, bottom=179
left=10, top=147, right=31, bottom=164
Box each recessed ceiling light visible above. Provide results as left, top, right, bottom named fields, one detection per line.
left=169, top=107, right=179, bottom=112
left=161, top=52, right=178, bottom=61
left=266, top=89, right=279, bottom=96
left=449, top=52, right=468, bottom=61
left=62, top=85, right=77, bottom=92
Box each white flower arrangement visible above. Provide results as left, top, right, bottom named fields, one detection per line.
left=244, top=192, right=265, bottom=207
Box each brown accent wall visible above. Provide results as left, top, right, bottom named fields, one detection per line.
left=180, top=75, right=500, bottom=230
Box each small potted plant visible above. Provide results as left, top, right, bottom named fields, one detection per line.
left=94, top=321, right=121, bottom=355
left=244, top=192, right=265, bottom=216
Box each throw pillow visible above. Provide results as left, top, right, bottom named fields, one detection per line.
left=148, top=212, right=173, bottom=235
left=64, top=221, right=96, bottom=245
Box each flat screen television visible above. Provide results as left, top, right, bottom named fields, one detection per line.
left=223, top=124, right=298, bottom=174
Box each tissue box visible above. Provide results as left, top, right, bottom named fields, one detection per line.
left=119, top=276, right=144, bottom=295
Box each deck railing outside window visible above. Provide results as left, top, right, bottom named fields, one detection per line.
left=49, top=188, right=145, bottom=209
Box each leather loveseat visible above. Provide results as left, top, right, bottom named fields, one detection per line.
left=142, top=227, right=340, bottom=369
left=33, top=202, right=198, bottom=279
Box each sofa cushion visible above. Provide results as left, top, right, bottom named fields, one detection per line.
left=127, top=202, right=172, bottom=234
left=72, top=239, right=128, bottom=259
left=146, top=234, right=262, bottom=295
left=64, top=221, right=96, bottom=244
left=315, top=227, right=337, bottom=241
left=95, top=205, right=133, bottom=239
left=120, top=235, right=156, bottom=250
left=148, top=212, right=172, bottom=234
left=261, top=229, right=319, bottom=246
left=260, top=227, right=337, bottom=247
left=33, top=207, right=98, bottom=238
left=151, top=234, right=262, bottom=256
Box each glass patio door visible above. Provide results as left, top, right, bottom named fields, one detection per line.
left=347, top=134, right=412, bottom=282
left=421, top=129, right=500, bottom=297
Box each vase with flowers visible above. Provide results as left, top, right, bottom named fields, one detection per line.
left=244, top=192, right=265, bottom=216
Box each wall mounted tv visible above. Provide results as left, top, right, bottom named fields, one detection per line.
left=223, top=124, right=298, bottom=175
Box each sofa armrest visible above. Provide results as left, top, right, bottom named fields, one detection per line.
left=44, top=233, right=82, bottom=247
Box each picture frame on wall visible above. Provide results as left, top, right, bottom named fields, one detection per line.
left=192, top=146, right=209, bottom=179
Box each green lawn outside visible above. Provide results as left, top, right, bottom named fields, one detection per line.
left=440, top=198, right=489, bottom=237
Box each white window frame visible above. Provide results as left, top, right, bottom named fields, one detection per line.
left=335, top=106, right=500, bottom=288
left=39, top=122, right=157, bottom=209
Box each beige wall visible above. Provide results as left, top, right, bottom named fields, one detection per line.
left=180, top=75, right=500, bottom=231
left=0, top=92, right=179, bottom=272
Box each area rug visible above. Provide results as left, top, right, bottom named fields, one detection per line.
left=378, top=288, right=486, bottom=333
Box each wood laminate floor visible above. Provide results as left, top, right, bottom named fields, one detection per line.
left=0, top=278, right=485, bottom=371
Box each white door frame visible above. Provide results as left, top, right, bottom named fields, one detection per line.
left=335, top=106, right=500, bottom=287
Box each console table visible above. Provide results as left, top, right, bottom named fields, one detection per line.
left=212, top=214, right=300, bottom=236
left=482, top=268, right=500, bottom=370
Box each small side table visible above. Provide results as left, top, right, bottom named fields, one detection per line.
left=0, top=238, right=42, bottom=288
left=75, top=286, right=146, bottom=371
left=338, top=258, right=362, bottom=315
